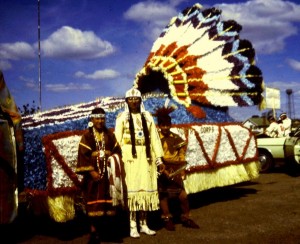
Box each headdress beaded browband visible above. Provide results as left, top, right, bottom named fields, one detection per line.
left=90, top=113, right=105, bottom=118
left=88, top=107, right=106, bottom=128
left=90, top=107, right=106, bottom=118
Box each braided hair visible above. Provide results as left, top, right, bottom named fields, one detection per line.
left=128, top=110, right=151, bottom=160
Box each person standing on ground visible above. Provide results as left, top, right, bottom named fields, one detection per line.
left=114, top=88, right=165, bottom=238
left=153, top=105, right=199, bottom=231
left=76, top=107, right=123, bottom=244
left=279, top=112, right=292, bottom=136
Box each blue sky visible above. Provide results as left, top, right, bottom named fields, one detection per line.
left=1, top=0, right=300, bottom=121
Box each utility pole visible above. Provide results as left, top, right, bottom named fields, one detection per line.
left=38, top=0, right=42, bottom=111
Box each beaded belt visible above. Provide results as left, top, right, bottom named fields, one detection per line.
left=123, top=138, right=145, bottom=146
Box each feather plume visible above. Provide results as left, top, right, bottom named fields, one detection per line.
left=133, top=3, right=264, bottom=116
left=153, top=106, right=175, bottom=118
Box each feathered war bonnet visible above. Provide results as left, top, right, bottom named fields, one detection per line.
left=153, top=106, right=175, bottom=126
left=132, top=3, right=265, bottom=118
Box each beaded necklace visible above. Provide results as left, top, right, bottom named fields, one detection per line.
left=93, top=127, right=106, bottom=179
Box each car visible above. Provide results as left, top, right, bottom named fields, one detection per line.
left=256, top=126, right=300, bottom=173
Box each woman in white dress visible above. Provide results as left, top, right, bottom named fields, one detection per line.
left=114, top=88, right=165, bottom=238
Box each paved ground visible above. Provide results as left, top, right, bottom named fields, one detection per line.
left=2, top=166, right=300, bottom=244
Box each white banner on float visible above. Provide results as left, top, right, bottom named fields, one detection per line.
left=265, top=87, right=280, bottom=109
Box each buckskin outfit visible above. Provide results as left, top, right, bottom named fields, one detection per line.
left=76, top=108, right=123, bottom=243
left=114, top=88, right=165, bottom=238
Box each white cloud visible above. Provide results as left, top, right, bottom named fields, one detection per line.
left=0, top=42, right=35, bottom=60
left=19, top=76, right=39, bottom=91
left=19, top=76, right=35, bottom=83
left=74, top=69, right=120, bottom=80
left=286, top=58, right=300, bottom=71
left=39, top=26, right=116, bottom=59
left=25, top=82, right=38, bottom=90
left=45, top=82, right=93, bottom=92
left=169, top=0, right=189, bottom=7
left=0, top=60, right=12, bottom=70
left=124, top=2, right=178, bottom=41
left=216, top=0, right=300, bottom=54
left=124, top=2, right=177, bottom=21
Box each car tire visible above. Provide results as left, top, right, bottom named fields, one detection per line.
left=258, top=150, right=274, bottom=173
left=285, top=157, right=300, bottom=176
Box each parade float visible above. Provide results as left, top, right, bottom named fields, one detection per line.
left=21, top=3, right=265, bottom=222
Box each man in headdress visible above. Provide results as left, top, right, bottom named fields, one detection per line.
left=76, top=107, right=123, bottom=244
left=153, top=105, right=199, bottom=231
left=114, top=88, right=165, bottom=238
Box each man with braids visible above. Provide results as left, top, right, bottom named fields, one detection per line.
left=114, top=88, right=165, bottom=238
left=76, top=107, right=123, bottom=244
left=153, top=105, right=199, bottom=231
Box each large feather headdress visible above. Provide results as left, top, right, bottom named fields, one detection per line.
left=133, top=3, right=265, bottom=118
